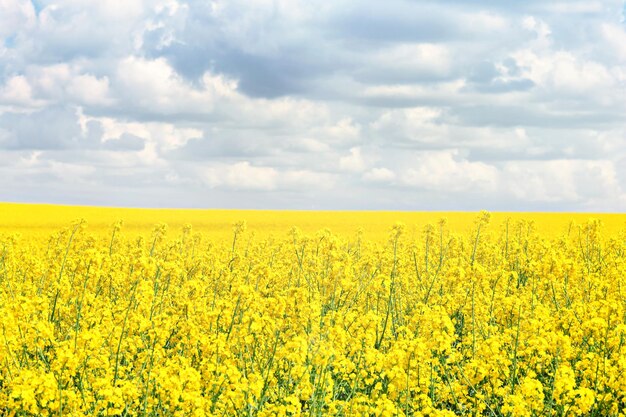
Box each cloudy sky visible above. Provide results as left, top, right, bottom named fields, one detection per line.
left=1, top=0, right=626, bottom=211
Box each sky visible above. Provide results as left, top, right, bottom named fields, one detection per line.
left=1, top=0, right=626, bottom=211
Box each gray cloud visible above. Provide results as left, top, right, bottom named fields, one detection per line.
left=102, top=133, right=146, bottom=151
left=0, top=106, right=84, bottom=150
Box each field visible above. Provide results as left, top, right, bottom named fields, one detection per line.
left=1, top=203, right=625, bottom=416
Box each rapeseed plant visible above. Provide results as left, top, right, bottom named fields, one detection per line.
left=0, top=207, right=625, bottom=416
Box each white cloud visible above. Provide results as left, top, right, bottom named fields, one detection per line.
left=362, top=79, right=466, bottom=101
left=372, top=43, right=451, bottom=77
left=66, top=74, right=113, bottom=106
left=0, top=0, right=36, bottom=37
left=370, top=107, right=445, bottom=143
left=541, top=2, right=605, bottom=14
left=89, top=0, right=146, bottom=21
left=467, top=11, right=508, bottom=32
left=282, top=170, right=335, bottom=190
left=288, top=138, right=330, bottom=153
left=115, top=56, right=232, bottom=113
left=601, top=23, right=626, bottom=62
left=33, top=0, right=154, bottom=58
left=204, top=161, right=278, bottom=191
left=82, top=113, right=201, bottom=151
left=401, top=151, right=498, bottom=192
left=502, top=159, right=622, bottom=203
left=0, top=75, right=41, bottom=108
left=314, top=117, right=361, bottom=144
left=513, top=50, right=615, bottom=96
left=202, top=162, right=334, bottom=191
left=238, top=96, right=332, bottom=130
left=28, top=64, right=74, bottom=98
left=363, top=167, right=395, bottom=183
left=339, top=147, right=366, bottom=172
left=0, top=64, right=114, bottom=108
left=522, top=16, right=551, bottom=39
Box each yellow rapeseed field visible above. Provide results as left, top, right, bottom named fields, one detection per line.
left=1, top=203, right=625, bottom=416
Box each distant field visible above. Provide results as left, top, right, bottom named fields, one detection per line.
left=1, top=203, right=624, bottom=239
left=1, top=203, right=625, bottom=416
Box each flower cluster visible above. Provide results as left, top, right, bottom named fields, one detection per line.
left=1, top=212, right=625, bottom=416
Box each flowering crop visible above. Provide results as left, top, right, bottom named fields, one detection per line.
left=1, top=206, right=626, bottom=416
